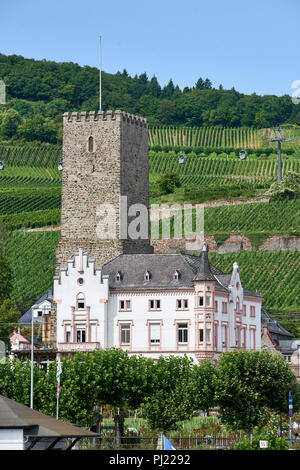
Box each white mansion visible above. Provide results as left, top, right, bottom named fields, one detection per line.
left=16, top=110, right=264, bottom=364
left=53, top=245, right=262, bottom=362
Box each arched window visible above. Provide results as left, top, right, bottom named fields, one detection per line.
left=88, top=136, right=94, bottom=153
left=77, top=293, right=85, bottom=309
left=115, top=272, right=121, bottom=282
left=173, top=270, right=179, bottom=281
left=144, top=271, right=150, bottom=282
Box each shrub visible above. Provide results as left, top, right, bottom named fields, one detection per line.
left=158, top=173, right=180, bottom=194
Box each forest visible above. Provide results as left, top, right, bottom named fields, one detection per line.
left=0, top=53, right=300, bottom=145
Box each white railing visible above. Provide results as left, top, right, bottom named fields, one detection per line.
left=57, top=342, right=101, bottom=352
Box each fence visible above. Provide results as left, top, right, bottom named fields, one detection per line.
left=81, top=435, right=239, bottom=450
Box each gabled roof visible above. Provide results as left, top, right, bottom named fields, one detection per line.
left=18, top=290, right=53, bottom=325
left=0, top=395, right=97, bottom=438
left=261, top=308, right=294, bottom=338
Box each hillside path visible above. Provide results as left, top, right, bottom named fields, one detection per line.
left=23, top=197, right=269, bottom=231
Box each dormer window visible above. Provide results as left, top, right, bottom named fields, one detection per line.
left=173, top=270, right=179, bottom=281
left=115, top=272, right=121, bottom=282
left=144, top=271, right=150, bottom=282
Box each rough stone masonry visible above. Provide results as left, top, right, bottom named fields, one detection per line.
left=51, top=110, right=154, bottom=343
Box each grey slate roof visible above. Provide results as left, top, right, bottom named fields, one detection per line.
left=0, top=395, right=97, bottom=438
left=193, top=246, right=216, bottom=281
left=261, top=308, right=293, bottom=338
left=101, top=249, right=262, bottom=297
left=18, top=290, right=53, bottom=325
left=261, top=307, right=295, bottom=353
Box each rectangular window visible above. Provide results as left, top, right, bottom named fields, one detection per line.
left=150, top=324, right=160, bottom=344
left=77, top=301, right=85, bottom=309
left=206, top=327, right=211, bottom=343
left=250, top=329, right=255, bottom=349
left=222, top=325, right=226, bottom=346
left=215, top=301, right=218, bottom=312
left=119, top=300, right=131, bottom=311
left=199, top=329, right=204, bottom=343
left=120, top=324, right=131, bottom=345
left=149, top=300, right=161, bottom=310
left=250, top=306, right=256, bottom=317
left=76, top=328, right=86, bottom=343
left=206, top=295, right=211, bottom=307
left=214, top=324, right=217, bottom=347
left=222, top=302, right=228, bottom=313
left=235, top=327, right=239, bottom=347
left=241, top=328, right=246, bottom=348
left=177, top=299, right=189, bottom=310
left=199, top=295, right=204, bottom=307
left=178, top=323, right=188, bottom=343
left=66, top=331, right=71, bottom=343
left=243, top=305, right=247, bottom=316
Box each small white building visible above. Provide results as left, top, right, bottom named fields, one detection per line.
left=53, top=245, right=263, bottom=362
left=0, top=395, right=97, bottom=450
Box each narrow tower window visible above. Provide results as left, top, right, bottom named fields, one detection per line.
left=88, top=136, right=94, bottom=153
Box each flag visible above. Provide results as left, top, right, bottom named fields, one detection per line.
left=56, top=355, right=62, bottom=420
left=163, top=435, right=176, bottom=450
left=56, top=355, right=62, bottom=395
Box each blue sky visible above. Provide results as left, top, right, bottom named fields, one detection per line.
left=0, top=0, right=299, bottom=96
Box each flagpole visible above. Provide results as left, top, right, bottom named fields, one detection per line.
left=99, top=35, right=102, bottom=112
left=30, top=314, right=34, bottom=408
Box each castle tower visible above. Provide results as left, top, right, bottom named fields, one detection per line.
left=55, top=109, right=153, bottom=273
left=50, top=110, right=154, bottom=344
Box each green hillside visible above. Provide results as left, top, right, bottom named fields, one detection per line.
left=1, top=53, right=300, bottom=146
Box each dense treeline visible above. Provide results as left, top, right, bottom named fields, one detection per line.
left=0, top=53, right=300, bottom=144
left=0, top=349, right=299, bottom=432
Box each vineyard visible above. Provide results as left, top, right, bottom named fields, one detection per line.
left=155, top=200, right=300, bottom=237
left=208, top=251, right=300, bottom=314
left=149, top=151, right=300, bottom=180
left=149, top=126, right=262, bottom=148
left=0, top=139, right=299, bottom=324
left=149, top=125, right=300, bottom=152
left=5, top=230, right=300, bottom=317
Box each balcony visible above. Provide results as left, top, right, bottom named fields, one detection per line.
left=58, top=342, right=101, bottom=352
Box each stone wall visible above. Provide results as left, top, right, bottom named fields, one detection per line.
left=151, top=234, right=300, bottom=254
left=259, top=234, right=300, bottom=252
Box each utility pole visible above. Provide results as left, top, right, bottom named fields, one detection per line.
left=268, top=128, right=291, bottom=182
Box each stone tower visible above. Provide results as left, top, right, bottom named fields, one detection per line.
left=55, top=109, right=153, bottom=273
left=50, top=110, right=154, bottom=343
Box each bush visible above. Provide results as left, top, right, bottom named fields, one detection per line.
left=269, top=189, right=297, bottom=202
left=234, top=422, right=289, bottom=451
left=158, top=173, right=181, bottom=194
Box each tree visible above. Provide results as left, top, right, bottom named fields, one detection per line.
left=0, top=300, right=20, bottom=347
left=158, top=172, right=180, bottom=194
left=0, top=109, right=22, bottom=138
left=141, top=355, right=194, bottom=431
left=215, top=350, right=299, bottom=431
left=0, top=254, right=12, bottom=304
left=188, top=360, right=217, bottom=412
left=266, top=170, right=300, bottom=201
